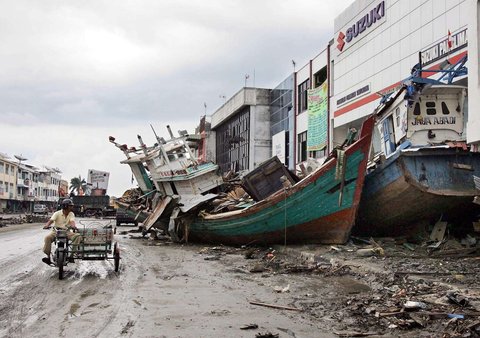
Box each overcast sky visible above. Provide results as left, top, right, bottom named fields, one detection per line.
left=0, top=0, right=354, bottom=197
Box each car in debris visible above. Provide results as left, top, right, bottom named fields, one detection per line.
left=116, top=209, right=138, bottom=227
left=33, top=204, right=48, bottom=215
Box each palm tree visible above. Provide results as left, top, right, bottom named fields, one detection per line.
left=70, top=175, right=87, bottom=195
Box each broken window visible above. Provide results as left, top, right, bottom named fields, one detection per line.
left=298, top=131, right=307, bottom=162
left=215, top=108, right=250, bottom=174
left=297, top=79, right=310, bottom=114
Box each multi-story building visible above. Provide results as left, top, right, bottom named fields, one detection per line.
left=279, top=0, right=477, bottom=170
left=293, top=49, right=329, bottom=171
left=0, top=154, right=18, bottom=212
left=467, top=0, right=480, bottom=147
left=203, top=0, right=478, bottom=178
left=330, top=0, right=471, bottom=146
left=209, top=87, right=272, bottom=174
left=35, top=168, right=61, bottom=204
left=0, top=152, right=65, bottom=213
left=270, top=74, right=295, bottom=169
left=17, top=163, right=37, bottom=212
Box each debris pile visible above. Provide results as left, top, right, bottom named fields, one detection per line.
left=206, top=186, right=253, bottom=214
left=0, top=214, right=49, bottom=227
left=313, top=235, right=480, bottom=336
left=193, top=231, right=480, bottom=336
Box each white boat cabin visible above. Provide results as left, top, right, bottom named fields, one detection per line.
left=111, top=129, right=224, bottom=197
left=372, top=84, right=467, bottom=159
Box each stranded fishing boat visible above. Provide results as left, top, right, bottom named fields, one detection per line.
left=177, top=115, right=374, bottom=245
left=355, top=56, right=480, bottom=236
left=109, top=125, right=224, bottom=230
left=111, top=115, right=374, bottom=245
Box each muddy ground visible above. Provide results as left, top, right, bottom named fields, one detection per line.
left=0, top=222, right=479, bottom=338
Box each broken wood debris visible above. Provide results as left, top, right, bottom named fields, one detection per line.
left=0, top=214, right=47, bottom=226
left=248, top=300, right=302, bottom=312
left=255, top=332, right=279, bottom=338
left=333, top=331, right=383, bottom=337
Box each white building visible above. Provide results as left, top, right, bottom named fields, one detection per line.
left=468, top=0, right=480, bottom=146
left=0, top=154, right=18, bottom=212
left=293, top=48, right=329, bottom=172
left=205, top=0, right=478, bottom=175
left=331, top=0, right=471, bottom=146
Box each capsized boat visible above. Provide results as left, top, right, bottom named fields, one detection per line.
left=355, top=55, right=480, bottom=237
left=177, top=115, right=375, bottom=245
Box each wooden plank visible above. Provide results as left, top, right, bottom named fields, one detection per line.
left=143, top=196, right=172, bottom=230
left=452, top=163, right=473, bottom=171
left=248, top=300, right=302, bottom=312
left=430, top=220, right=447, bottom=241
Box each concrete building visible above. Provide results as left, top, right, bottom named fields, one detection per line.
left=330, top=0, right=470, bottom=146
left=270, top=74, right=295, bottom=169
left=17, top=163, right=37, bottom=212
left=0, top=154, right=18, bottom=212
left=0, top=151, right=65, bottom=212
left=468, top=0, right=480, bottom=147
left=35, top=168, right=62, bottom=204
left=292, top=48, right=329, bottom=172
left=210, top=87, right=272, bottom=174
left=202, top=0, right=478, bottom=177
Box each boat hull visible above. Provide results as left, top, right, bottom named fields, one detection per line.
left=185, top=117, right=375, bottom=246
left=356, top=148, right=480, bottom=236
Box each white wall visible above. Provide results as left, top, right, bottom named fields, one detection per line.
left=250, top=105, right=272, bottom=169
left=468, top=0, right=480, bottom=145
left=331, top=0, right=469, bottom=141
left=294, top=48, right=328, bottom=163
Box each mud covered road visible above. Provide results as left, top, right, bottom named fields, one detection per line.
left=1, top=221, right=480, bottom=338
left=0, top=222, right=340, bottom=338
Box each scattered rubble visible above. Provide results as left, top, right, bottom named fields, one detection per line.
left=192, top=231, right=480, bottom=336
left=0, top=214, right=49, bottom=227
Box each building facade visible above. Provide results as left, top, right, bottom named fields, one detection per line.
left=294, top=49, right=329, bottom=171
left=467, top=0, right=480, bottom=146
left=210, top=87, right=272, bottom=174
left=0, top=152, right=65, bottom=213
left=331, top=0, right=470, bottom=146
left=270, top=74, right=294, bottom=169
left=203, top=0, right=478, bottom=178
left=0, top=154, right=18, bottom=212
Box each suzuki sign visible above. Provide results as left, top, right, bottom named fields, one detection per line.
left=337, top=1, right=385, bottom=52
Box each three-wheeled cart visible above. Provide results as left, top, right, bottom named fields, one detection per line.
left=53, top=220, right=120, bottom=279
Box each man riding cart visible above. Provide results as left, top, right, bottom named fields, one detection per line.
left=42, top=198, right=82, bottom=265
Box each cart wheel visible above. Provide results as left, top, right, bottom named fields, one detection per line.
left=114, top=242, right=120, bottom=272
left=57, top=251, right=65, bottom=280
